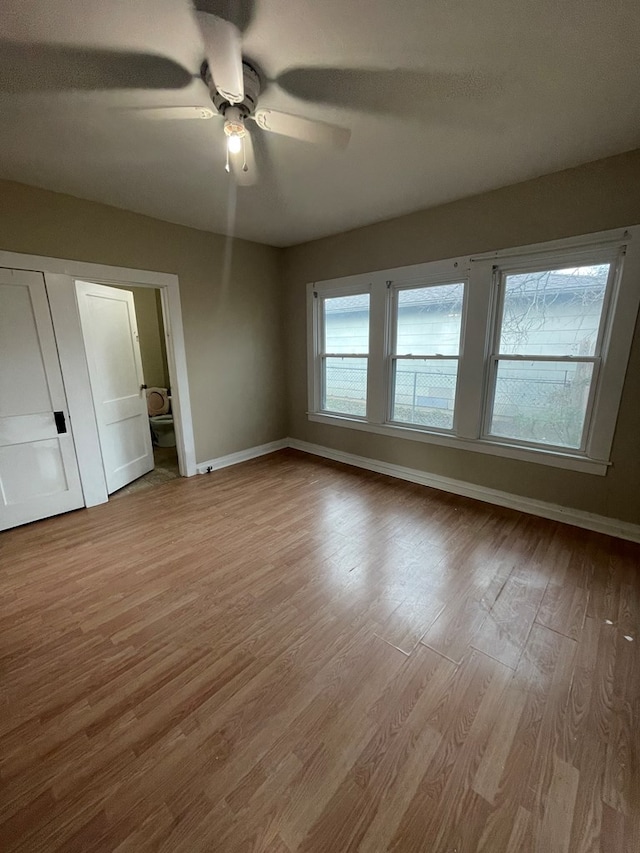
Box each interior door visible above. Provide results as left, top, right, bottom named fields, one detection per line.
left=76, top=281, right=153, bottom=494
left=0, top=269, right=84, bottom=531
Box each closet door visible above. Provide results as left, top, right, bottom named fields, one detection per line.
left=0, top=268, right=84, bottom=530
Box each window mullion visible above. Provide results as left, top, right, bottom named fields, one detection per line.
left=455, top=260, right=494, bottom=439
left=367, top=280, right=388, bottom=423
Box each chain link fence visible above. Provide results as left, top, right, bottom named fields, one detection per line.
left=325, top=360, right=592, bottom=448
left=491, top=367, right=592, bottom=447
left=324, top=361, right=368, bottom=417
left=392, top=366, right=456, bottom=428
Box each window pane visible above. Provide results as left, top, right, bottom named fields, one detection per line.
left=395, top=283, right=464, bottom=355
left=392, top=359, right=458, bottom=430
left=499, top=264, right=609, bottom=356
left=323, top=293, right=369, bottom=354
left=489, top=360, right=594, bottom=448
left=323, top=357, right=367, bottom=417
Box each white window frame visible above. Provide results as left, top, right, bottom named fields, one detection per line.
left=307, top=227, right=640, bottom=475
left=482, top=246, right=621, bottom=455
left=387, top=277, right=467, bottom=434
left=316, top=286, right=371, bottom=420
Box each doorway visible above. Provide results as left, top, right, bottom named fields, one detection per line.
left=101, top=283, right=181, bottom=498
left=76, top=279, right=183, bottom=499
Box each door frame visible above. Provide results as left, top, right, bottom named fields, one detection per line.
left=0, top=250, right=196, bottom=508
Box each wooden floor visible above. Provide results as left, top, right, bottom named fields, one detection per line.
left=1, top=449, right=638, bottom=852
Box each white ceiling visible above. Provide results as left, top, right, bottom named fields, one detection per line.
left=1, top=0, right=639, bottom=247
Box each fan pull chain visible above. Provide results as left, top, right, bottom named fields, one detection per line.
left=225, top=146, right=230, bottom=173
left=242, top=137, right=248, bottom=173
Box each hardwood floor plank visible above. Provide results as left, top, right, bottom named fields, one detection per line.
left=421, top=594, right=488, bottom=664
left=472, top=571, right=547, bottom=669
left=375, top=594, right=445, bottom=654
left=478, top=801, right=533, bottom=853
left=571, top=734, right=607, bottom=853
left=602, top=629, right=636, bottom=817
left=110, top=803, right=176, bottom=853
left=357, top=723, right=442, bottom=853
left=536, top=756, right=580, bottom=853
left=506, top=806, right=533, bottom=852
left=536, top=583, right=590, bottom=640
left=472, top=681, right=528, bottom=805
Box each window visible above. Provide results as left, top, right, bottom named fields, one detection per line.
left=485, top=263, right=610, bottom=450
left=320, top=292, right=369, bottom=418
left=390, top=282, right=464, bottom=430
left=307, top=228, right=640, bottom=474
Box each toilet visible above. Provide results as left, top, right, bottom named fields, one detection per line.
left=146, top=387, right=176, bottom=447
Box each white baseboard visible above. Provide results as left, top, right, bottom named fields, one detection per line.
left=196, top=439, right=288, bottom=475
left=287, top=438, right=640, bottom=544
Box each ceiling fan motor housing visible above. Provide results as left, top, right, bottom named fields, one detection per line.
left=202, top=60, right=261, bottom=119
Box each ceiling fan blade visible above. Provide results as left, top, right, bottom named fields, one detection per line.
left=276, top=67, right=497, bottom=119
left=228, top=130, right=257, bottom=186
left=124, top=106, right=217, bottom=120
left=193, top=0, right=255, bottom=34
left=194, top=11, right=244, bottom=104
left=0, top=40, right=192, bottom=93
left=253, top=109, right=350, bottom=149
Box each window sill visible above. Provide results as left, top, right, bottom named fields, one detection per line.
left=307, top=412, right=610, bottom=475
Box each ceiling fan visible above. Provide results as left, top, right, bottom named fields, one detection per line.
left=0, top=1, right=496, bottom=185
left=128, top=4, right=351, bottom=186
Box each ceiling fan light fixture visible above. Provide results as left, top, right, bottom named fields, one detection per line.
left=224, top=106, right=246, bottom=153
left=227, top=133, right=243, bottom=154
left=224, top=107, right=247, bottom=142
left=223, top=106, right=249, bottom=174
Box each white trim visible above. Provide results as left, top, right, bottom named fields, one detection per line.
left=288, top=439, right=640, bottom=544
left=0, top=250, right=178, bottom=287
left=307, top=282, right=319, bottom=414
left=0, top=249, right=197, bottom=507
left=314, top=255, right=471, bottom=291
left=196, top=439, right=288, bottom=474
left=455, top=258, right=494, bottom=439
left=470, top=227, right=631, bottom=262
left=306, top=412, right=609, bottom=474
left=587, top=243, right=640, bottom=460
left=45, top=274, right=109, bottom=506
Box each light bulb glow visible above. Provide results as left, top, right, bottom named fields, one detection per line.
left=227, top=134, right=242, bottom=154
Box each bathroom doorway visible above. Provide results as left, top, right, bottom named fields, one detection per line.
left=111, top=283, right=180, bottom=497
left=76, top=280, right=182, bottom=500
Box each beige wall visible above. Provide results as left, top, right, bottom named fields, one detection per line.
left=284, top=149, right=640, bottom=524
left=0, top=180, right=286, bottom=463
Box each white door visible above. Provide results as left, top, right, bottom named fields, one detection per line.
left=0, top=269, right=84, bottom=531
left=76, top=281, right=153, bottom=494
